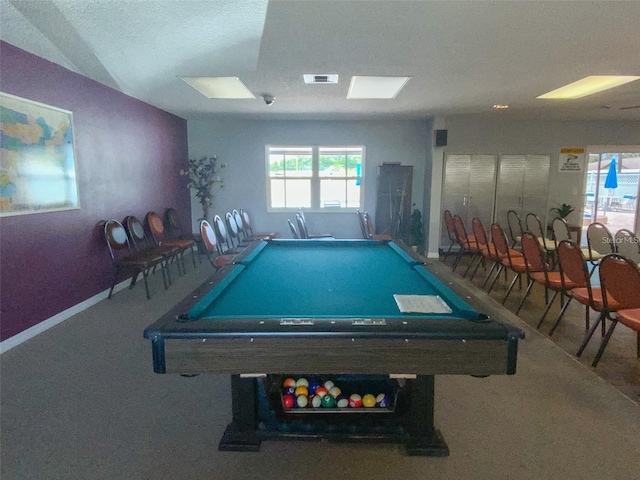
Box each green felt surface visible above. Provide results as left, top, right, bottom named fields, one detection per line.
left=190, top=240, right=476, bottom=320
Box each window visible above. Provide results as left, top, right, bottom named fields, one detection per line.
left=267, top=145, right=364, bottom=210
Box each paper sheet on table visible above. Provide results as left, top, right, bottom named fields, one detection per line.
left=393, top=294, right=452, bottom=314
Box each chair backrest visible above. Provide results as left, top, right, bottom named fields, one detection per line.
left=586, top=222, right=615, bottom=257
left=599, top=253, right=640, bottom=311
left=453, top=214, right=470, bottom=245
left=104, top=219, right=133, bottom=260
left=444, top=210, right=456, bottom=242
left=288, top=219, right=299, bottom=239
left=164, top=207, right=182, bottom=237
left=471, top=217, right=489, bottom=251
left=213, top=214, right=231, bottom=251
left=296, top=213, right=309, bottom=239
left=520, top=232, right=546, bottom=274
left=506, top=210, right=523, bottom=247
left=124, top=215, right=151, bottom=251
left=557, top=240, right=590, bottom=290
left=240, top=209, right=254, bottom=235
left=551, top=217, right=571, bottom=245
left=356, top=210, right=367, bottom=239
left=614, top=228, right=640, bottom=264
left=145, top=211, right=166, bottom=243
left=490, top=223, right=510, bottom=258
left=200, top=220, right=218, bottom=253
left=363, top=212, right=377, bottom=239
left=525, top=213, right=545, bottom=239
left=225, top=212, right=241, bottom=246
left=232, top=209, right=247, bottom=239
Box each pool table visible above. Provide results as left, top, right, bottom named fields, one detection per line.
left=144, top=239, right=524, bottom=456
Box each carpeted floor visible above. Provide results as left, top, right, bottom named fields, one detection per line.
left=1, top=255, right=639, bottom=480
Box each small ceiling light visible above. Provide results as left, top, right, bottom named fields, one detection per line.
left=493, top=104, right=509, bottom=109
left=347, top=76, right=411, bottom=99
left=180, top=76, right=255, bottom=99
left=303, top=74, right=339, bottom=84
left=537, top=76, right=640, bottom=99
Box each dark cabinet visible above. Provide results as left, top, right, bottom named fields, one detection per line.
left=375, top=164, right=413, bottom=243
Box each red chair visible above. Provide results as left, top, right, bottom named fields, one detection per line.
left=487, top=223, right=525, bottom=303
left=363, top=212, right=392, bottom=241
left=616, top=309, right=640, bottom=359
left=547, top=240, right=591, bottom=335
left=104, top=219, right=169, bottom=299
left=240, top=209, right=276, bottom=240
left=146, top=211, right=197, bottom=271
left=514, top=232, right=550, bottom=315
left=356, top=210, right=368, bottom=239
left=451, top=214, right=478, bottom=276
left=468, top=217, right=499, bottom=282
left=442, top=210, right=457, bottom=264
left=582, top=254, right=640, bottom=367
left=200, top=220, right=235, bottom=269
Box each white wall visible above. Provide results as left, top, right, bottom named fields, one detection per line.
left=427, top=115, right=640, bottom=257
left=187, top=118, right=431, bottom=239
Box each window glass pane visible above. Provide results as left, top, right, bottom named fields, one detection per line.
left=285, top=153, right=312, bottom=177
left=268, top=153, right=285, bottom=177
left=319, top=153, right=346, bottom=177
left=270, top=179, right=285, bottom=208
left=320, top=179, right=344, bottom=208
left=285, top=179, right=311, bottom=208
left=346, top=179, right=361, bottom=209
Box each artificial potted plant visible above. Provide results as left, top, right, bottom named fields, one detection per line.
left=410, top=208, right=425, bottom=254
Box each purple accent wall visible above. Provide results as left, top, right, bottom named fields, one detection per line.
left=0, top=42, right=190, bottom=341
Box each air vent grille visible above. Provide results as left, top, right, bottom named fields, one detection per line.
left=303, top=74, right=339, bottom=84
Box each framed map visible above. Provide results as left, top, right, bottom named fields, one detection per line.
left=0, top=92, right=79, bottom=216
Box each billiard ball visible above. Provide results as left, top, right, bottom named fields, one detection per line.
left=329, top=386, right=341, bottom=398
left=362, top=394, right=376, bottom=408
left=283, top=394, right=295, bottom=409
left=283, top=386, right=295, bottom=396
left=296, top=395, right=308, bottom=408
left=321, top=394, right=336, bottom=408
left=376, top=393, right=390, bottom=408
left=308, top=381, right=320, bottom=394
left=296, top=378, right=309, bottom=388
left=335, top=395, right=349, bottom=408
left=323, top=380, right=335, bottom=390
left=315, top=386, right=329, bottom=398
left=283, top=378, right=296, bottom=388
left=311, top=395, right=322, bottom=408
left=348, top=394, right=362, bottom=408
left=294, top=386, right=309, bottom=397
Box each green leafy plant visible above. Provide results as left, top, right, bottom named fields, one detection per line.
left=551, top=203, right=575, bottom=219
left=410, top=208, right=425, bottom=253
left=179, top=156, right=224, bottom=219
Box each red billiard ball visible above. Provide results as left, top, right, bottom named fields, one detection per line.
left=348, top=394, right=362, bottom=408
left=283, top=394, right=295, bottom=409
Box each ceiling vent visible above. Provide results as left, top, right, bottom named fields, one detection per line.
left=303, top=74, right=339, bottom=84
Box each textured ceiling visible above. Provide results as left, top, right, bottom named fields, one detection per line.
left=2, top=0, right=640, bottom=121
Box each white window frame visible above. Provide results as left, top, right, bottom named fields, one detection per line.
left=266, top=145, right=365, bottom=212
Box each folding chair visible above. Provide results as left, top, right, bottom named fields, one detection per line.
left=585, top=222, right=615, bottom=275
left=145, top=211, right=197, bottom=272
left=200, top=220, right=236, bottom=270
left=363, top=212, right=392, bottom=241
left=240, top=209, right=276, bottom=240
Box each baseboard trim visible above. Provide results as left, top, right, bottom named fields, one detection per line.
left=0, top=277, right=134, bottom=355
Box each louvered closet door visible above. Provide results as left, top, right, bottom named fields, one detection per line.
left=467, top=155, right=497, bottom=235
left=442, top=155, right=471, bottom=248
left=495, top=155, right=526, bottom=229
left=441, top=154, right=497, bottom=249
left=522, top=155, right=550, bottom=225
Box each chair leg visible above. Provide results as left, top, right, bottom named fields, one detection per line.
left=486, top=265, right=503, bottom=293
left=549, top=297, right=573, bottom=336
left=502, top=272, right=520, bottom=305
left=537, top=290, right=559, bottom=329
left=592, top=320, right=618, bottom=367
left=515, top=279, right=535, bottom=315
left=577, top=311, right=606, bottom=357
left=141, top=271, right=151, bottom=299
left=442, top=242, right=454, bottom=263
left=482, top=262, right=498, bottom=288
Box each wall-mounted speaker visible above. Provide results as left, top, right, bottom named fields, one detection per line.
left=434, top=129, right=448, bottom=147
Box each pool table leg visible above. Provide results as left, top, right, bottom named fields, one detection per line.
left=218, top=375, right=262, bottom=452
left=404, top=375, right=449, bottom=456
